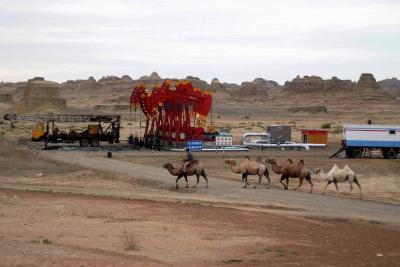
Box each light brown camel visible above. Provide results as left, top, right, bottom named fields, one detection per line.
left=267, top=159, right=313, bottom=192
left=163, top=160, right=208, bottom=190
left=224, top=156, right=270, bottom=188
left=266, top=158, right=293, bottom=174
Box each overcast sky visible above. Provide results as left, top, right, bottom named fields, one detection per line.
left=1, top=0, right=399, bottom=84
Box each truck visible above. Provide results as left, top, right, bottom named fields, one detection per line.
left=4, top=114, right=120, bottom=148
left=342, top=124, right=400, bottom=159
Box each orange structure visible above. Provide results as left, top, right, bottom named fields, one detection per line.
left=301, top=129, right=328, bottom=145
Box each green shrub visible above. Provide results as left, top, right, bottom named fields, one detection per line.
left=321, top=123, right=331, bottom=129
left=331, top=126, right=343, bottom=134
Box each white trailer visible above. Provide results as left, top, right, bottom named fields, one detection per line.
left=342, top=124, right=400, bottom=159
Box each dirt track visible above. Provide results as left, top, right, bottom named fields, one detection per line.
left=20, top=150, right=398, bottom=225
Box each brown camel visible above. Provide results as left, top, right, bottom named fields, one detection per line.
left=267, top=159, right=313, bottom=192
left=225, top=157, right=270, bottom=188
left=163, top=160, right=209, bottom=190
left=266, top=158, right=293, bottom=174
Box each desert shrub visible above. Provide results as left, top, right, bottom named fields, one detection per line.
left=121, top=231, right=139, bottom=251
left=222, top=258, right=243, bottom=264
left=10, top=122, right=15, bottom=129
left=331, top=126, right=343, bottom=134
left=244, top=115, right=250, bottom=119
left=321, top=123, right=331, bottom=129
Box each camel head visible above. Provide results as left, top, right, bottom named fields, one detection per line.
left=163, top=163, right=174, bottom=170
left=266, top=158, right=276, bottom=164
left=314, top=168, right=323, bottom=174
left=224, top=159, right=236, bottom=165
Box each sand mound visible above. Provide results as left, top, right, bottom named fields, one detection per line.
left=14, top=77, right=68, bottom=113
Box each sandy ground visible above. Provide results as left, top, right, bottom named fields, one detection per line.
left=1, top=189, right=400, bottom=267
left=1, top=139, right=400, bottom=266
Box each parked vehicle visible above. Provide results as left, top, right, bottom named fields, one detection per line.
left=4, top=114, right=120, bottom=148
left=342, top=124, right=400, bottom=159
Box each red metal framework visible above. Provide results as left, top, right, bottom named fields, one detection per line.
left=130, top=80, right=213, bottom=145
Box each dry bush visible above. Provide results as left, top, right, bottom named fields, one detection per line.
left=321, top=123, right=331, bottom=129
left=121, top=231, right=139, bottom=251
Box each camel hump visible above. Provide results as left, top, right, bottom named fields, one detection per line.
left=287, top=159, right=293, bottom=163
left=299, top=159, right=305, bottom=165
left=256, top=156, right=262, bottom=163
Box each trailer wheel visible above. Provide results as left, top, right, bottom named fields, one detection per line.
left=352, top=149, right=363, bottom=158
left=91, top=138, right=100, bottom=147
left=80, top=138, right=89, bottom=147
left=386, top=150, right=398, bottom=159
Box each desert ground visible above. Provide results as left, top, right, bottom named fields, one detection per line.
left=1, top=73, right=400, bottom=266
left=1, top=136, right=400, bottom=266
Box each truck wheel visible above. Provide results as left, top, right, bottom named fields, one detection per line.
left=91, top=138, right=99, bottom=147
left=352, top=149, right=363, bottom=158
left=387, top=150, right=398, bottom=159
left=80, top=138, right=89, bottom=147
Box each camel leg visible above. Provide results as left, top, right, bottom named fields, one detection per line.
left=176, top=174, right=183, bottom=190
left=354, top=176, right=362, bottom=196
left=295, top=177, right=304, bottom=191
left=265, top=169, right=270, bottom=185
left=192, top=173, right=200, bottom=188
left=333, top=180, right=339, bottom=196
left=306, top=173, right=313, bottom=193
left=349, top=181, right=353, bottom=193
left=242, top=173, right=248, bottom=188
left=324, top=181, right=332, bottom=194
left=201, top=170, right=209, bottom=188
left=286, top=177, right=289, bottom=190
left=258, top=174, right=262, bottom=184
left=265, top=172, right=271, bottom=185
left=280, top=175, right=287, bottom=190
left=184, top=174, right=189, bottom=188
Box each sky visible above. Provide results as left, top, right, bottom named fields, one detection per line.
left=0, top=0, right=399, bottom=84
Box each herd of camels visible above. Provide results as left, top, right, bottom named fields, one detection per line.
left=163, top=156, right=362, bottom=195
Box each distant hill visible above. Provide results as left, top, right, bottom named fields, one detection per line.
left=378, top=78, right=400, bottom=96
left=0, top=73, right=398, bottom=116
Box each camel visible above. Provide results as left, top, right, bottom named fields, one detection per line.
left=224, top=156, right=270, bottom=188
left=266, top=158, right=293, bottom=174
left=315, top=164, right=361, bottom=195
left=267, top=158, right=313, bottom=192
left=163, top=160, right=208, bottom=190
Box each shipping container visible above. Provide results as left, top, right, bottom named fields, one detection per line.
left=301, top=129, right=328, bottom=145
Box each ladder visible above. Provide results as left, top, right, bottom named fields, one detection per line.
left=4, top=114, right=121, bottom=123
